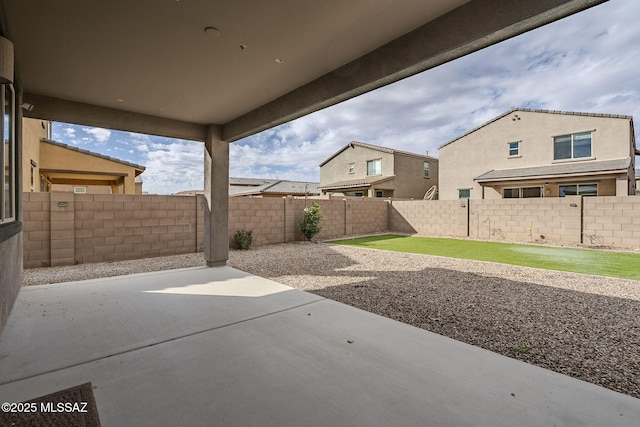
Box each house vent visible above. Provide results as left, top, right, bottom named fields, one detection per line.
left=73, top=187, right=87, bottom=194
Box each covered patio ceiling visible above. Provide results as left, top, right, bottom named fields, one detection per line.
left=1, top=0, right=606, bottom=142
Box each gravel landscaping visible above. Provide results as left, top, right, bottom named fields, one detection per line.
left=23, top=241, right=640, bottom=399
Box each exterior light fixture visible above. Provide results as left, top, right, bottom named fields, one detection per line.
left=275, top=58, right=284, bottom=64
left=0, top=36, right=14, bottom=84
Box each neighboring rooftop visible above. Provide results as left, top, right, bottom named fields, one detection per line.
left=318, top=175, right=395, bottom=190
left=475, top=157, right=631, bottom=182
left=174, top=178, right=320, bottom=197
left=230, top=179, right=320, bottom=197
left=41, top=138, right=146, bottom=174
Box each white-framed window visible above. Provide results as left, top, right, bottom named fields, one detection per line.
left=458, top=188, right=471, bottom=199
left=367, top=159, right=381, bottom=176
left=503, top=187, right=543, bottom=199
left=346, top=191, right=364, bottom=197
left=508, top=141, right=520, bottom=157
left=375, top=190, right=383, bottom=197
left=423, top=161, right=430, bottom=178
left=554, top=131, right=592, bottom=160
left=348, top=162, right=355, bottom=174
left=74, top=186, right=87, bottom=194
left=1, top=85, right=15, bottom=224
left=559, top=183, right=597, bottom=197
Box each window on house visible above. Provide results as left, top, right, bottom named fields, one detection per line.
left=423, top=161, right=430, bottom=178
left=1, top=85, right=15, bottom=224
left=74, top=187, right=87, bottom=194
left=554, top=132, right=592, bottom=160
left=348, top=163, right=355, bottom=174
left=559, top=184, right=597, bottom=197
left=503, top=187, right=543, bottom=198
left=375, top=190, right=383, bottom=197
left=508, top=142, right=520, bottom=157
left=367, top=159, right=381, bottom=176
left=458, top=188, right=471, bottom=199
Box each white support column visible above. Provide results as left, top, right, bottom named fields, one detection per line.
left=204, top=125, right=229, bottom=267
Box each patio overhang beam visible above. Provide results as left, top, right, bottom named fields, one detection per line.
left=221, top=0, right=607, bottom=142
left=23, top=93, right=208, bottom=142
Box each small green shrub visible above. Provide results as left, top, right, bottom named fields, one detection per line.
left=300, top=202, right=322, bottom=241
left=233, top=229, right=253, bottom=250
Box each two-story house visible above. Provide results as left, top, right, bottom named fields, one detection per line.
left=438, top=108, right=637, bottom=200
left=319, top=141, right=438, bottom=199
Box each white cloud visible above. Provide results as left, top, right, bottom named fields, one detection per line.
left=82, top=127, right=112, bottom=143
left=137, top=140, right=204, bottom=194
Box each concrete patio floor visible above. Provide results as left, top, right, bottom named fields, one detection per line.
left=1, top=266, right=639, bottom=426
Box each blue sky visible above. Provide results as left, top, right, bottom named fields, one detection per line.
left=52, top=0, right=640, bottom=195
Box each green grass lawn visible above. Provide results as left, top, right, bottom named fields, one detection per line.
left=330, top=234, right=640, bottom=280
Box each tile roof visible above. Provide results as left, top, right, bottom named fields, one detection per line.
left=41, top=138, right=146, bottom=171
left=230, top=179, right=320, bottom=196
left=439, top=108, right=634, bottom=150
left=318, top=175, right=394, bottom=190
left=475, top=157, right=631, bottom=182
left=319, top=141, right=435, bottom=167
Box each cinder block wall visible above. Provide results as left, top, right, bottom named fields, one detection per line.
left=470, top=196, right=583, bottom=244
left=229, top=196, right=287, bottom=247
left=73, top=194, right=198, bottom=265
left=22, top=193, right=640, bottom=268
left=22, top=192, right=51, bottom=267
left=583, top=196, right=640, bottom=247
left=23, top=193, right=199, bottom=268
left=389, top=200, right=468, bottom=237
left=347, top=199, right=388, bottom=236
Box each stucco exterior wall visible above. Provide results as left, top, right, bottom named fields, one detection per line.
left=22, top=118, right=47, bottom=192
left=0, top=232, right=22, bottom=333
left=438, top=111, right=634, bottom=200
left=391, top=154, right=438, bottom=199
left=320, top=145, right=394, bottom=185
left=320, top=144, right=438, bottom=199
left=40, top=143, right=138, bottom=194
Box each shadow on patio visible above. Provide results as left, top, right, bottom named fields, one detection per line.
left=1, top=265, right=640, bottom=426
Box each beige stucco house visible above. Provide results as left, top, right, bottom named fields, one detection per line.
left=438, top=108, right=637, bottom=200
left=22, top=118, right=145, bottom=194
left=319, top=141, right=438, bottom=199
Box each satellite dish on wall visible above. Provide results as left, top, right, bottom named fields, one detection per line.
left=0, top=36, right=14, bottom=84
